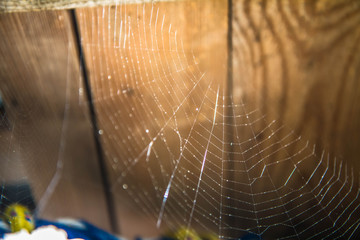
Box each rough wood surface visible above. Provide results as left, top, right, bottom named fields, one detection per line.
left=0, top=10, right=111, bottom=230
left=232, top=0, right=360, bottom=170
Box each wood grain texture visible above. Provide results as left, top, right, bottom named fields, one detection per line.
left=229, top=0, right=360, bottom=238
left=232, top=0, right=360, bottom=170
left=0, top=10, right=110, bottom=230
left=76, top=1, right=227, bottom=236
left=0, top=0, right=177, bottom=13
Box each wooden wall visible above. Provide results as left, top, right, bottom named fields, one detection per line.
left=0, top=0, right=360, bottom=238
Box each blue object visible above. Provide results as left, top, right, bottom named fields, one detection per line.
left=36, top=219, right=120, bottom=240
left=241, top=233, right=262, bottom=240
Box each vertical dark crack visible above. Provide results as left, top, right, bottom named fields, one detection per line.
left=70, top=9, right=119, bottom=234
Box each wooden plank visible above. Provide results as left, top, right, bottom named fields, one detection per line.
left=0, top=10, right=110, bottom=230
left=76, top=1, right=228, bottom=236
left=231, top=0, right=360, bottom=238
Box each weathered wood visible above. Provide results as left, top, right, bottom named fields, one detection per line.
left=76, top=1, right=227, bottom=236
left=0, top=10, right=111, bottom=230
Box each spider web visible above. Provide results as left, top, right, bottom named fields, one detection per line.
left=75, top=2, right=360, bottom=239
left=1, top=1, right=360, bottom=240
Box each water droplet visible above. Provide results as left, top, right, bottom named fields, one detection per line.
left=145, top=129, right=149, bottom=133
left=107, top=75, right=111, bottom=80
left=98, top=130, right=103, bottom=135
left=122, top=184, right=128, bottom=189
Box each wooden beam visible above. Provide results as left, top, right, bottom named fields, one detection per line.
left=0, top=0, right=179, bottom=13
